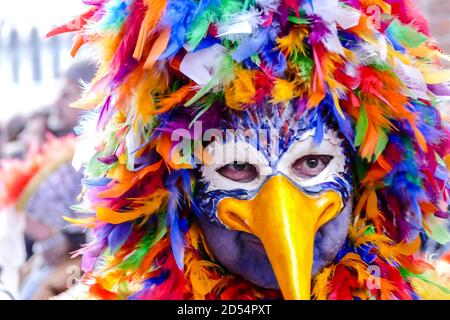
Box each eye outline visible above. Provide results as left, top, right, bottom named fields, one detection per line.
left=291, top=154, right=334, bottom=179
left=216, top=162, right=259, bottom=183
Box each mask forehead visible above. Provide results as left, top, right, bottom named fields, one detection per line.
left=214, top=104, right=347, bottom=167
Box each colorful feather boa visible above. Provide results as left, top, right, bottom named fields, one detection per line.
left=50, top=0, right=450, bottom=299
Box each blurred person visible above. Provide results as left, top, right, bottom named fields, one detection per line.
left=0, top=58, right=96, bottom=299
left=5, top=115, right=26, bottom=142
left=20, top=159, right=85, bottom=300
left=1, top=115, right=27, bottom=159
left=2, top=59, right=96, bottom=159
left=17, top=110, right=50, bottom=152
left=0, top=136, right=85, bottom=300
left=48, top=59, right=97, bottom=137
left=3, top=110, right=50, bottom=160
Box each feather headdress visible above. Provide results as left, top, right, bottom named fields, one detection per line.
left=50, top=0, right=450, bottom=299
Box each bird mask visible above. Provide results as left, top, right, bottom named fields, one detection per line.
left=51, top=0, right=450, bottom=300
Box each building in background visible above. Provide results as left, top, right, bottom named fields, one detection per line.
left=420, top=0, right=450, bottom=53
left=0, top=1, right=89, bottom=121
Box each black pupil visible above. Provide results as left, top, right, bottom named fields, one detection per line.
left=232, top=163, right=247, bottom=171
left=306, top=158, right=319, bottom=168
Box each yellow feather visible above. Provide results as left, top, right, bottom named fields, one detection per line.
left=188, top=257, right=222, bottom=300
left=97, top=189, right=168, bottom=224
left=412, top=259, right=450, bottom=300
left=312, top=265, right=335, bottom=300
left=271, top=79, right=297, bottom=104
left=339, top=253, right=369, bottom=286
left=276, top=27, right=309, bottom=57
left=224, top=68, right=256, bottom=109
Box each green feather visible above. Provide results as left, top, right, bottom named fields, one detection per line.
left=187, top=15, right=214, bottom=49
left=86, top=153, right=114, bottom=177
left=387, top=19, right=428, bottom=49
left=355, top=156, right=369, bottom=182
left=118, top=215, right=167, bottom=271
left=435, top=152, right=447, bottom=168
left=293, top=54, right=314, bottom=82
left=187, top=0, right=243, bottom=49
left=374, top=130, right=388, bottom=160
left=400, top=267, right=450, bottom=295
left=355, top=105, right=369, bottom=147
left=425, top=214, right=450, bottom=245
left=288, top=16, right=309, bottom=25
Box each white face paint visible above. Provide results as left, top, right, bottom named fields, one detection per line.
left=200, top=127, right=347, bottom=193
left=277, top=128, right=346, bottom=188
left=201, top=138, right=272, bottom=192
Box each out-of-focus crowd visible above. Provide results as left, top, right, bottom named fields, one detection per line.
left=0, top=60, right=96, bottom=300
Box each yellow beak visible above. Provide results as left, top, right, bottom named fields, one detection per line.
left=217, top=175, right=343, bottom=300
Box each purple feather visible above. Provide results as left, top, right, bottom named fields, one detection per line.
left=428, top=83, right=450, bottom=96
left=232, top=28, right=270, bottom=62
left=308, top=14, right=330, bottom=45
left=108, top=222, right=134, bottom=254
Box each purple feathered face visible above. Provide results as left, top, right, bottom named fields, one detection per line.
left=186, top=103, right=354, bottom=298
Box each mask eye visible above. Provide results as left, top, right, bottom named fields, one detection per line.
left=292, top=155, right=333, bottom=179
left=217, top=162, right=258, bottom=183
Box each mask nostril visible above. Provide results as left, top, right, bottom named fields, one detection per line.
left=221, top=211, right=251, bottom=233
left=318, top=199, right=342, bottom=228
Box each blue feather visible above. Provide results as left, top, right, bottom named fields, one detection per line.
left=260, top=43, right=287, bottom=76
left=82, top=177, right=111, bottom=187
left=314, top=109, right=324, bottom=144
left=194, top=35, right=220, bottom=52
left=108, top=222, right=133, bottom=254
left=159, top=0, right=197, bottom=60
left=323, top=93, right=355, bottom=149
left=99, top=0, right=131, bottom=32
left=165, top=170, right=194, bottom=270
left=386, top=30, right=406, bottom=53
left=169, top=214, right=185, bottom=270
left=232, top=28, right=270, bottom=62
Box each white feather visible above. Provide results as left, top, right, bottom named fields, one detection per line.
left=180, top=44, right=227, bottom=85
left=334, top=6, right=361, bottom=30
left=72, top=110, right=99, bottom=172
left=303, top=0, right=361, bottom=56
left=393, top=58, right=429, bottom=100
left=217, top=10, right=262, bottom=39
left=323, top=24, right=344, bottom=55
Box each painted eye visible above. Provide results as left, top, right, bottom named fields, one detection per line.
left=217, top=162, right=258, bottom=183
left=292, top=155, right=333, bottom=179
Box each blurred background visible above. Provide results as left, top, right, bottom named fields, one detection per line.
left=0, top=1, right=96, bottom=300
left=0, top=1, right=88, bottom=117
left=419, top=0, right=450, bottom=53
left=0, top=0, right=95, bottom=158
left=0, top=0, right=448, bottom=300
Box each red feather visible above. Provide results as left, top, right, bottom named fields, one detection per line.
left=328, top=266, right=358, bottom=300
left=389, top=0, right=431, bottom=36
left=46, top=9, right=96, bottom=38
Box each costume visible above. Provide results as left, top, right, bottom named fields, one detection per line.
left=50, top=0, right=450, bottom=300
left=0, top=135, right=82, bottom=299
